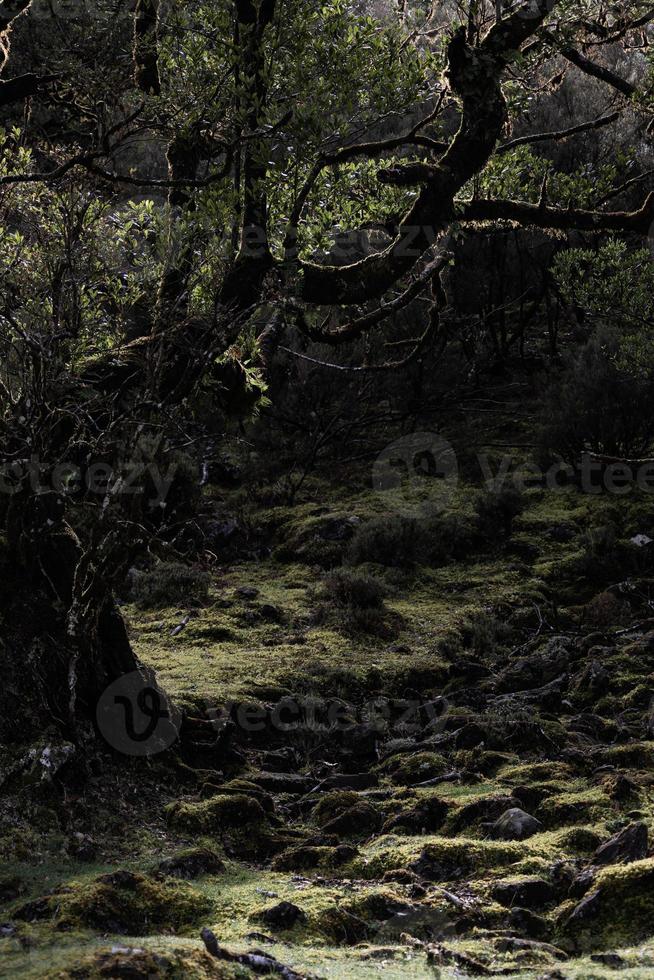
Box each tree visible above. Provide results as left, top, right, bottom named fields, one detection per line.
left=0, top=0, right=652, bottom=742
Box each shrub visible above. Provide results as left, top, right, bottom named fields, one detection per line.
left=322, top=568, right=387, bottom=609
left=314, top=569, right=396, bottom=636
left=130, top=561, right=210, bottom=608
left=346, top=516, right=418, bottom=567
left=475, top=485, right=525, bottom=539
left=539, top=328, right=654, bottom=463
left=347, top=513, right=477, bottom=568
left=460, top=610, right=514, bottom=655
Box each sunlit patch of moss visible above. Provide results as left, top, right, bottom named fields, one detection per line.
left=537, top=788, right=614, bottom=828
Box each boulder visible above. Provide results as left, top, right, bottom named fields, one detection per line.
left=490, top=808, right=542, bottom=841
left=593, top=821, right=648, bottom=866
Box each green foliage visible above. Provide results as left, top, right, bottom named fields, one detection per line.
left=476, top=146, right=634, bottom=209
left=554, top=241, right=654, bottom=378
left=539, top=328, right=654, bottom=460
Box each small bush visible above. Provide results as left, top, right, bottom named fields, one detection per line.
left=322, top=569, right=387, bottom=609
left=539, top=328, right=654, bottom=463
left=460, top=610, right=514, bottom=655
left=475, top=485, right=525, bottom=539
left=131, top=561, right=210, bottom=608
left=346, top=516, right=418, bottom=567
left=314, top=569, right=397, bottom=637
left=584, top=590, right=631, bottom=628
left=347, top=513, right=477, bottom=569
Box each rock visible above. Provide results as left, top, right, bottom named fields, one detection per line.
left=157, top=847, right=225, bottom=879
left=258, top=901, right=306, bottom=930
left=165, top=794, right=267, bottom=832
left=454, top=722, right=486, bottom=749
left=565, top=887, right=601, bottom=926
left=382, top=797, right=449, bottom=834
left=449, top=794, right=519, bottom=834
left=258, top=602, right=284, bottom=622
left=568, top=867, right=597, bottom=899
left=320, top=802, right=382, bottom=838
left=492, top=877, right=556, bottom=909
left=68, top=832, right=97, bottom=862
left=322, top=772, right=378, bottom=790
left=271, top=844, right=357, bottom=871
left=249, top=772, right=314, bottom=794
left=508, top=907, right=552, bottom=940
left=570, top=660, right=610, bottom=703
left=235, top=586, right=259, bottom=599
left=590, top=951, right=626, bottom=969
left=490, top=808, right=542, bottom=841
left=593, top=822, right=648, bottom=866
left=495, top=937, right=567, bottom=960
left=606, top=773, right=638, bottom=801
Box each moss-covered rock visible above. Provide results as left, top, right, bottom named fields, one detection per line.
left=44, top=944, right=243, bottom=978
left=559, top=858, right=654, bottom=951
left=18, top=871, right=212, bottom=936
left=157, top=847, right=225, bottom=879
left=165, top=794, right=266, bottom=833
left=311, top=791, right=360, bottom=827
left=271, top=843, right=358, bottom=871
left=378, top=751, right=448, bottom=786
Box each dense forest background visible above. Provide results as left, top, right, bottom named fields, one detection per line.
left=2, top=2, right=654, bottom=978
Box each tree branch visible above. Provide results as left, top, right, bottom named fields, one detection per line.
left=459, top=192, right=654, bottom=236
left=297, top=1, right=557, bottom=307
left=497, top=110, right=621, bottom=154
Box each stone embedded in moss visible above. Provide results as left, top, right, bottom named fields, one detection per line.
left=598, top=742, right=654, bottom=769
left=165, top=793, right=266, bottom=833
left=492, top=876, right=556, bottom=910
left=313, top=904, right=371, bottom=944
left=408, top=836, right=523, bottom=881
left=382, top=795, right=450, bottom=834
left=490, top=808, right=542, bottom=841
left=537, top=789, right=611, bottom=829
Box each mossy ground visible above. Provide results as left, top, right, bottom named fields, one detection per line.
left=4, top=472, right=654, bottom=978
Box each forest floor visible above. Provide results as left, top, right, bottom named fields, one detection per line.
left=3, top=414, right=654, bottom=978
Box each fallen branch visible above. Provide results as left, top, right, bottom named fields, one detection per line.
left=201, top=928, right=309, bottom=979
